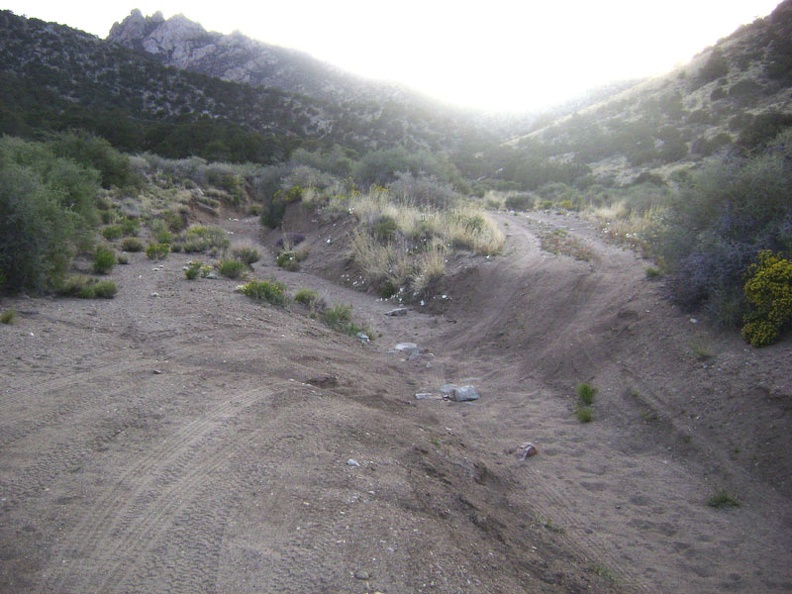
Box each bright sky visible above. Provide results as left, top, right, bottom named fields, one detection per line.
left=5, top=1, right=782, bottom=112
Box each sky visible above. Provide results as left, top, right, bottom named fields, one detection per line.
left=4, top=1, right=782, bottom=112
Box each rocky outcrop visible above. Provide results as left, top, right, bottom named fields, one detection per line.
left=107, top=10, right=414, bottom=106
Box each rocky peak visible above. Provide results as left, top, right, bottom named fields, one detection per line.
left=105, top=10, right=435, bottom=108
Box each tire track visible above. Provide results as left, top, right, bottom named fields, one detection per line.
left=39, top=381, right=290, bottom=593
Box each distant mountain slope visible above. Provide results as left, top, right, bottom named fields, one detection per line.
left=0, top=10, right=495, bottom=163
left=501, top=0, right=792, bottom=186
left=107, top=10, right=424, bottom=108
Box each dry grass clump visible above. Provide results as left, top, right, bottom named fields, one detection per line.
left=344, top=188, right=503, bottom=298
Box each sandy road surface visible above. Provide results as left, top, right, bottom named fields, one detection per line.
left=0, top=209, right=789, bottom=593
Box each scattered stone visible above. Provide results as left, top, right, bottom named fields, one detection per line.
left=385, top=307, right=408, bottom=317
left=440, top=384, right=480, bottom=402
left=357, top=332, right=370, bottom=343
left=394, top=342, right=420, bottom=358
left=353, top=570, right=370, bottom=580
left=152, top=369, right=162, bottom=375
left=307, top=374, right=338, bottom=388
left=150, top=292, right=159, bottom=298
left=519, top=442, right=538, bottom=460
left=346, top=459, right=360, bottom=467
left=415, top=392, right=442, bottom=400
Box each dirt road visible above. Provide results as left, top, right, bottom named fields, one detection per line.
left=1, top=208, right=790, bottom=593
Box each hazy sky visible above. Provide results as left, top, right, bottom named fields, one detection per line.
left=5, top=1, right=782, bottom=112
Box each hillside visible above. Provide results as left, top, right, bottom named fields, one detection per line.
left=107, top=9, right=431, bottom=108
left=0, top=10, right=495, bottom=162
left=499, top=0, right=792, bottom=187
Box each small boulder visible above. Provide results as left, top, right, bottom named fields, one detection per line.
left=440, top=384, right=480, bottom=402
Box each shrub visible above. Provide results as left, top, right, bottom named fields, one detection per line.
left=218, top=258, right=247, bottom=279
left=117, top=253, right=129, bottom=265
left=184, top=261, right=201, bottom=280
left=121, top=237, right=144, bottom=252
left=575, top=383, right=597, bottom=405
left=742, top=251, right=792, bottom=347
left=239, top=279, right=289, bottom=306
left=231, top=243, right=261, bottom=266
left=0, top=137, right=100, bottom=292
left=1, top=309, right=15, bottom=324
left=707, top=489, right=739, bottom=508
left=57, top=276, right=117, bottom=299
left=575, top=406, right=594, bottom=423
left=294, top=287, right=325, bottom=314
left=371, top=215, right=399, bottom=243
left=90, top=279, right=118, bottom=299
left=504, top=193, right=534, bottom=211
left=321, top=304, right=369, bottom=337
left=120, top=217, right=139, bottom=236
left=184, top=260, right=213, bottom=280
left=145, top=242, right=170, bottom=260
left=655, top=128, right=792, bottom=327
left=93, top=246, right=116, bottom=274
left=177, top=225, right=230, bottom=253
left=102, top=225, right=123, bottom=241
left=276, top=251, right=300, bottom=271
left=294, top=287, right=320, bottom=307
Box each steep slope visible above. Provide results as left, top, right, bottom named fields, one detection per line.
left=502, top=0, right=792, bottom=186
left=0, top=10, right=496, bottom=160
left=107, top=10, right=424, bottom=107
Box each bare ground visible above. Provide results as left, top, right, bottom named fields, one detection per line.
left=1, top=206, right=790, bottom=593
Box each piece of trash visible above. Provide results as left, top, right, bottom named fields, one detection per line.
left=519, top=442, right=538, bottom=460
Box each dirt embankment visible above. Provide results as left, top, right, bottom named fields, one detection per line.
left=1, top=208, right=790, bottom=593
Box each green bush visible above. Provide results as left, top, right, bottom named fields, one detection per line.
left=0, top=137, right=100, bottom=292
left=576, top=406, right=594, bottom=423
left=742, top=251, right=792, bottom=347
left=121, top=237, right=144, bottom=252
left=218, top=258, right=247, bottom=279
left=276, top=251, right=300, bottom=271
left=294, top=287, right=320, bottom=308
left=707, top=489, right=740, bottom=508
left=239, top=279, right=289, bottom=306
left=184, top=261, right=202, bottom=280
left=93, top=246, right=116, bottom=274
left=371, top=215, right=399, bottom=243
left=49, top=131, right=138, bottom=189
left=575, top=383, right=597, bottom=405
left=90, top=279, right=118, bottom=299
left=321, top=304, right=369, bottom=337
left=231, top=244, right=261, bottom=266
left=56, top=275, right=117, bottom=299
left=177, top=225, right=230, bottom=253
left=1, top=308, right=15, bottom=324
left=101, top=225, right=124, bottom=241
left=145, top=242, right=170, bottom=260
left=656, top=128, right=792, bottom=328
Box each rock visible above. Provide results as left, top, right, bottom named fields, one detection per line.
left=394, top=342, right=420, bottom=358
left=357, top=333, right=370, bottom=343
left=306, top=374, right=338, bottom=388
left=519, top=442, right=538, bottom=460
left=440, top=383, right=480, bottom=402
left=385, top=307, right=408, bottom=317
left=354, top=570, right=370, bottom=580
left=346, top=459, right=360, bottom=467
